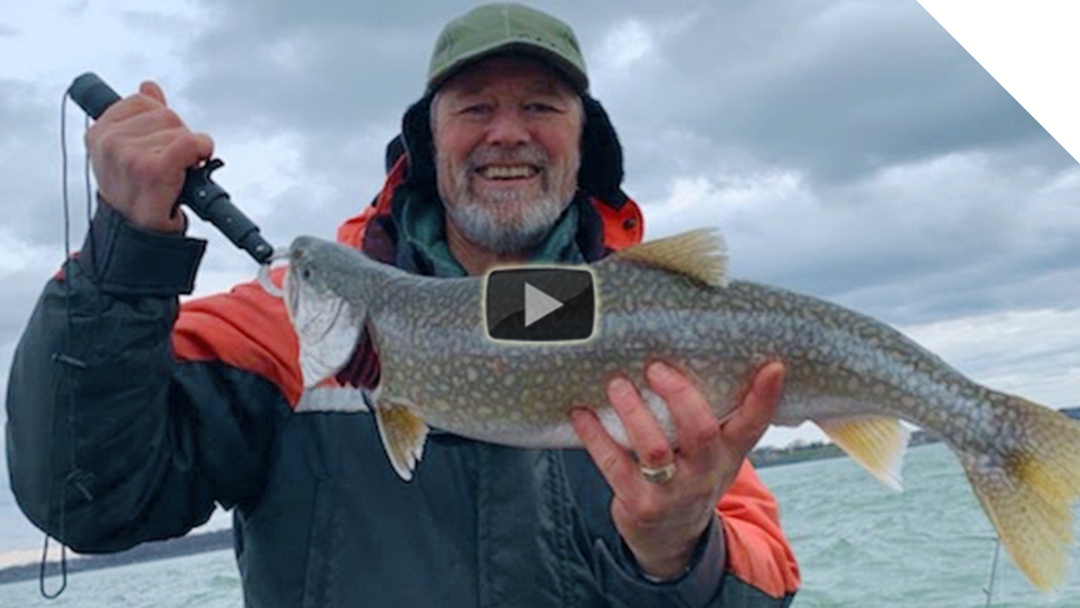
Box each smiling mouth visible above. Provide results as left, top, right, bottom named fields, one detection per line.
left=476, top=165, right=541, bottom=180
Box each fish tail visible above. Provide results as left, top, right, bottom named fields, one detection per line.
left=962, top=395, right=1080, bottom=591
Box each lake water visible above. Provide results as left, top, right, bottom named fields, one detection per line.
left=1, top=443, right=1077, bottom=607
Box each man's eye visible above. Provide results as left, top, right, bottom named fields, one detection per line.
left=525, top=103, right=557, bottom=113
left=461, top=104, right=491, bottom=115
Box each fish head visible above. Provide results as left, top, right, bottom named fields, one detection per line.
left=285, top=236, right=372, bottom=388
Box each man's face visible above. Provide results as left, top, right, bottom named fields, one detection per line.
left=431, top=55, right=584, bottom=253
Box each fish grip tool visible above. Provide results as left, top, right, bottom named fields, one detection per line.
left=67, top=72, right=275, bottom=265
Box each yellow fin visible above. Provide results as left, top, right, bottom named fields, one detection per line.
left=373, top=400, right=430, bottom=482
left=962, top=397, right=1080, bottom=592
left=816, top=416, right=910, bottom=491
left=611, top=228, right=728, bottom=287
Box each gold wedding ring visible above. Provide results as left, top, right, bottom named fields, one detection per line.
left=640, top=462, right=677, bottom=484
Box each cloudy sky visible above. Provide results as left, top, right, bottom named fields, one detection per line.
left=1, top=0, right=1078, bottom=549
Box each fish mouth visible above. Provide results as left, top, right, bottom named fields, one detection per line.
left=284, top=265, right=301, bottom=322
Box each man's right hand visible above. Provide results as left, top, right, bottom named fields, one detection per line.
left=84, top=81, right=214, bottom=233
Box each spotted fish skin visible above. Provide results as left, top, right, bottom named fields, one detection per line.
left=290, top=235, right=984, bottom=449
left=284, top=230, right=1080, bottom=593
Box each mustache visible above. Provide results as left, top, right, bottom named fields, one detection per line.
left=465, top=145, right=549, bottom=171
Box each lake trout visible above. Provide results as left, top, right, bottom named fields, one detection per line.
left=283, top=228, right=1080, bottom=592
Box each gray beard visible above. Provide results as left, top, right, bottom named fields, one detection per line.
left=438, top=146, right=578, bottom=254
left=445, top=187, right=569, bottom=253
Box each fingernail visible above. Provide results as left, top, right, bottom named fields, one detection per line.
left=609, top=377, right=632, bottom=397
left=648, top=361, right=675, bottom=383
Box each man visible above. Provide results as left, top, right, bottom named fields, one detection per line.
left=7, top=4, right=799, bottom=607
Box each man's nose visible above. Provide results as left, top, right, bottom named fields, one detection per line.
left=484, top=109, right=530, bottom=146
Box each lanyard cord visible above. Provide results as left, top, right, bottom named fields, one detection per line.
left=983, top=536, right=1002, bottom=607
left=39, top=85, right=97, bottom=600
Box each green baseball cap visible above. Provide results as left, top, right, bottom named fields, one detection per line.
left=427, top=3, right=589, bottom=94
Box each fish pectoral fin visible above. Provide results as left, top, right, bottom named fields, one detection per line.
left=816, top=416, right=910, bottom=491
left=610, top=228, right=728, bottom=287
left=373, top=400, right=430, bottom=482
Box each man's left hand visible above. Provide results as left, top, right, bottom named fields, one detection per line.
left=571, top=360, right=785, bottom=580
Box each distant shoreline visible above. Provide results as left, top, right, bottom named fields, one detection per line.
left=750, top=406, right=1079, bottom=468
left=749, top=428, right=942, bottom=468
left=751, top=406, right=1080, bottom=468
left=0, top=529, right=233, bottom=586
left=4, top=406, right=1076, bottom=585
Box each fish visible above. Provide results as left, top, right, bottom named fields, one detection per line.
left=282, top=228, right=1080, bottom=592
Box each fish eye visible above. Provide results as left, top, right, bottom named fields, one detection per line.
left=302, top=268, right=312, bottom=280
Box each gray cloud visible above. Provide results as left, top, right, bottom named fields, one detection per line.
left=2, top=1, right=1077, bottom=414
left=606, top=1, right=1071, bottom=188
left=167, top=0, right=1075, bottom=265
left=0, top=80, right=70, bottom=241
left=5, top=2, right=1077, bottom=307
left=0, top=81, right=87, bottom=367
left=7, top=1, right=1076, bottom=311
left=644, top=142, right=1080, bottom=328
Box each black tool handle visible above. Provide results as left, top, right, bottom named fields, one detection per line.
left=69, top=73, right=122, bottom=119
left=67, top=72, right=275, bottom=264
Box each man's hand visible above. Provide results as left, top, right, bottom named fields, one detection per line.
left=571, top=360, right=785, bottom=580
left=84, top=81, right=214, bottom=233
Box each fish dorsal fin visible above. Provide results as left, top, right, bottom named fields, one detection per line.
left=611, top=228, right=728, bottom=287
left=817, top=416, right=911, bottom=491
left=372, top=400, right=430, bottom=482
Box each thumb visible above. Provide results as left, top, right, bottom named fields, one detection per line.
left=721, top=361, right=785, bottom=455
left=139, top=81, right=167, bottom=106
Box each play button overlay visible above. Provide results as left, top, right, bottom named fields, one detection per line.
left=485, top=267, right=595, bottom=343
left=524, top=283, right=563, bottom=327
